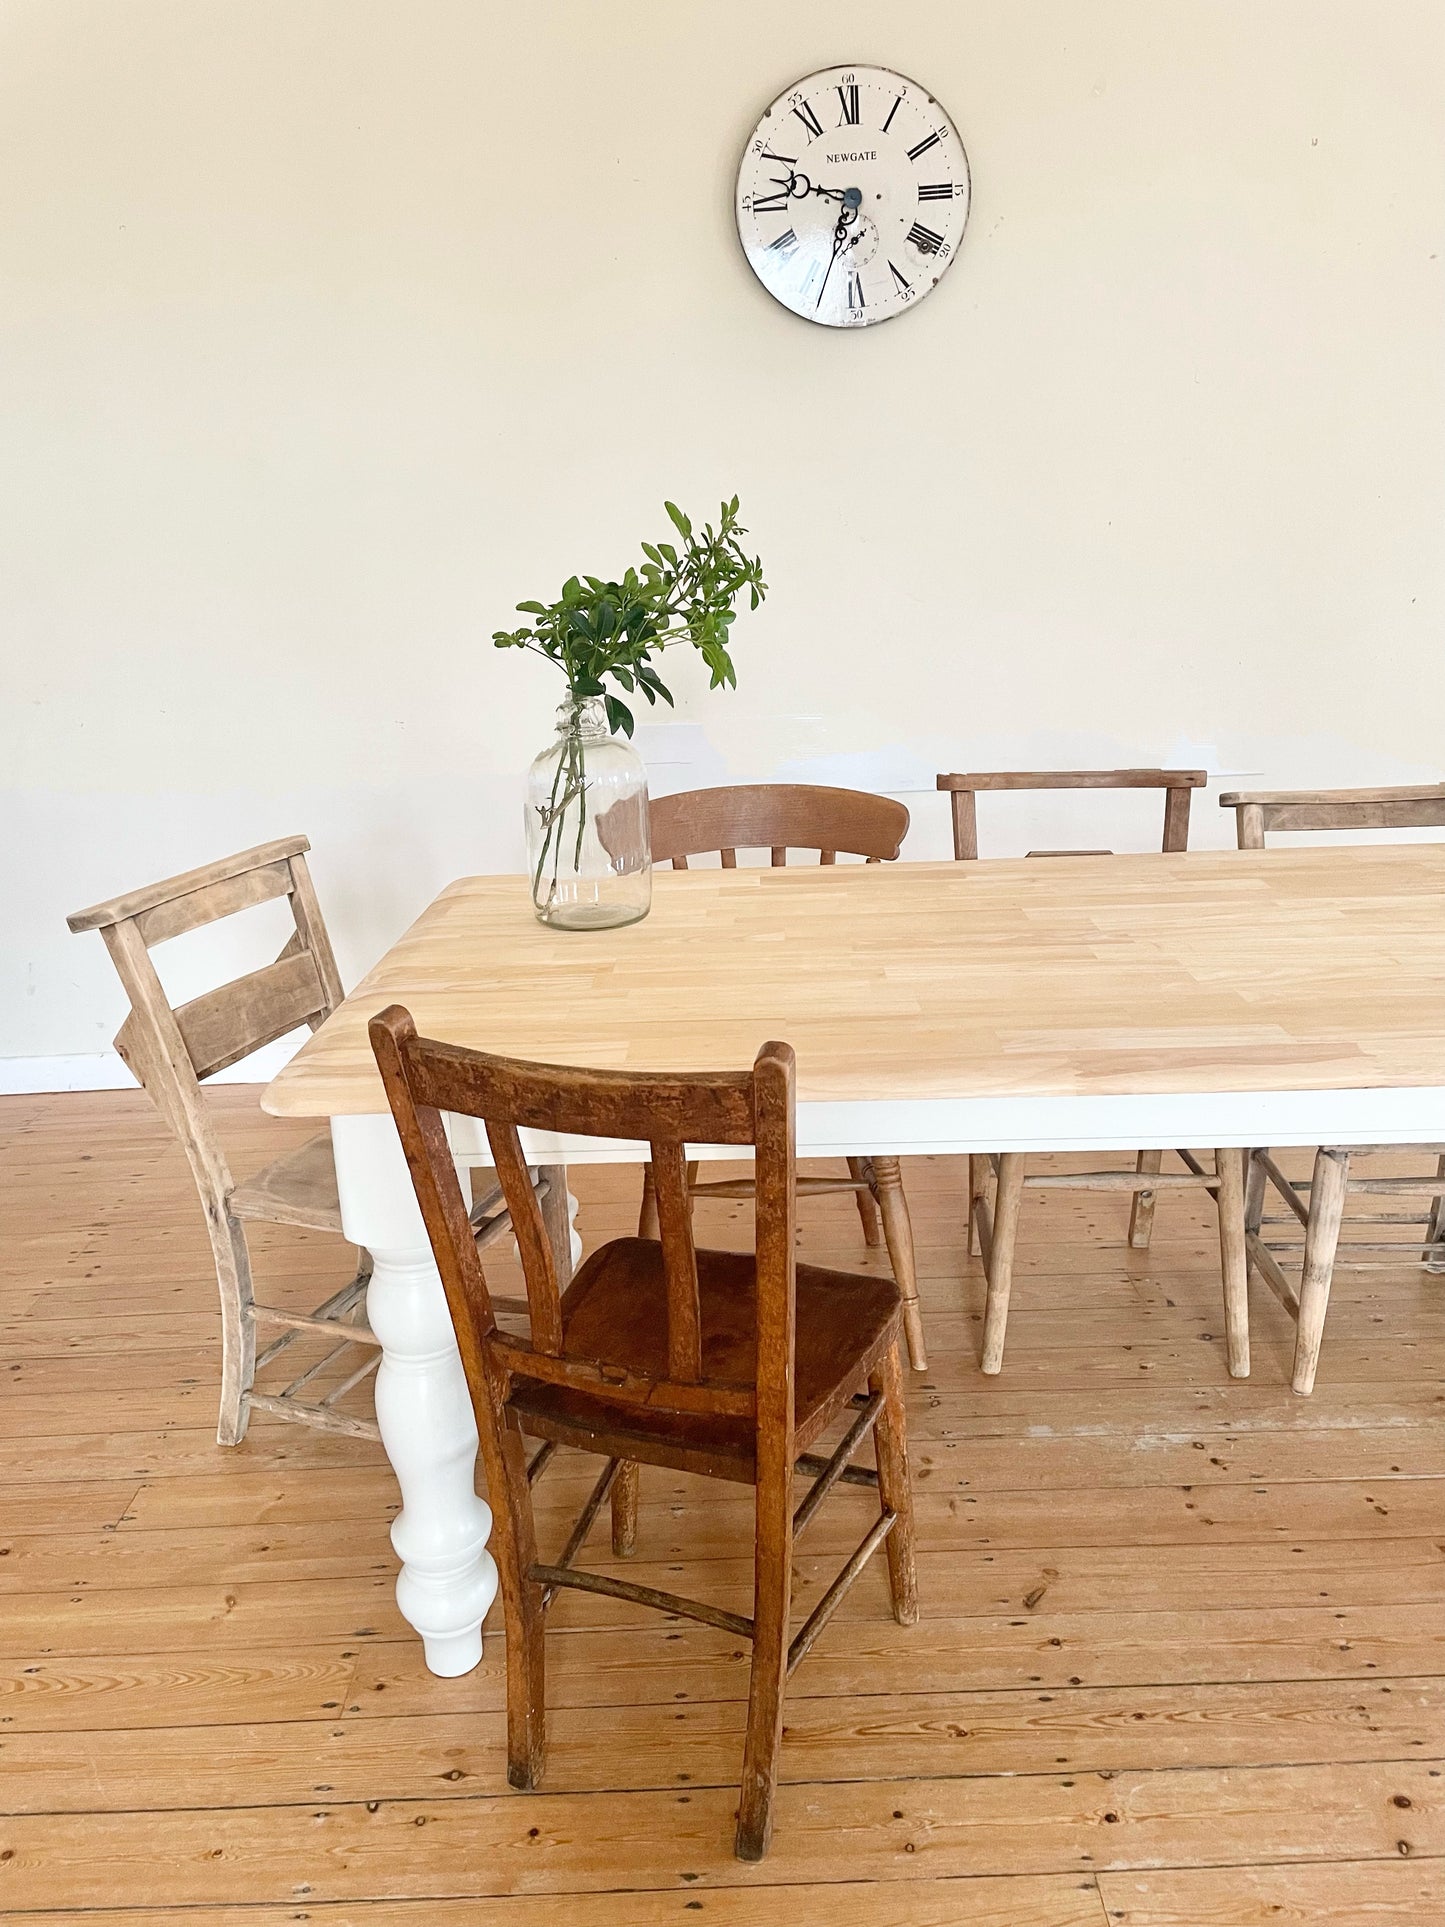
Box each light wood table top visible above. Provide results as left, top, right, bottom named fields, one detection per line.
left=262, top=845, right=1445, bottom=1121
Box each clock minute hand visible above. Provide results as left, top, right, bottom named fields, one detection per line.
left=815, top=212, right=852, bottom=311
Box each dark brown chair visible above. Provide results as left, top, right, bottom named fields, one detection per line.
left=369, top=1006, right=917, bottom=1862
left=644, top=783, right=926, bottom=1371
left=933, top=769, right=1249, bottom=1380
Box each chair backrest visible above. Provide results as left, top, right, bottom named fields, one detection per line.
left=649, top=784, right=908, bottom=869
left=66, top=836, right=343, bottom=1204
left=1219, top=784, right=1445, bottom=849
left=369, top=1005, right=798, bottom=1438
left=935, top=768, right=1205, bottom=861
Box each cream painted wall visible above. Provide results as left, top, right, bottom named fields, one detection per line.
left=4, top=0, right=1443, bottom=1071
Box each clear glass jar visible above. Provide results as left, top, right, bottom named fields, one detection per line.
left=525, top=697, right=651, bottom=930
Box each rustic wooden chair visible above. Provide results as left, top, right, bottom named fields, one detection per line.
left=643, top=783, right=927, bottom=1370
left=369, top=1005, right=917, bottom=1862
left=66, top=835, right=530, bottom=1445
left=1220, top=784, right=1445, bottom=1392
left=935, top=769, right=1249, bottom=1377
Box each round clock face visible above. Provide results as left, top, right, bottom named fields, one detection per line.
left=735, top=65, right=970, bottom=328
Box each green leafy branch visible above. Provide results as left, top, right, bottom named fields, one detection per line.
left=493, top=497, right=767, bottom=737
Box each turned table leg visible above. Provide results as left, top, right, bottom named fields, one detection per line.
left=331, top=1113, right=498, bottom=1676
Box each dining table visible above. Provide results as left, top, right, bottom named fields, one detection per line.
left=262, top=842, right=1445, bottom=1675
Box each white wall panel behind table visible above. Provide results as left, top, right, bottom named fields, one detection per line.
left=4, top=0, right=1442, bottom=1075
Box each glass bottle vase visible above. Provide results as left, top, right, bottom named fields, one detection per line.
left=525, top=697, right=651, bottom=930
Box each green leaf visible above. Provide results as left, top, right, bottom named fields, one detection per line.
left=664, top=500, right=692, bottom=539
left=604, top=695, right=634, bottom=737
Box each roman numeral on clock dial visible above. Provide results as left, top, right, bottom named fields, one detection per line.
left=751, top=188, right=791, bottom=214
left=767, top=228, right=799, bottom=258
left=889, top=261, right=912, bottom=295
left=917, top=182, right=954, bottom=201
left=836, top=82, right=859, bottom=125
left=906, top=129, right=942, bottom=162
left=791, top=99, right=823, bottom=139
left=847, top=271, right=865, bottom=311
left=906, top=221, right=945, bottom=255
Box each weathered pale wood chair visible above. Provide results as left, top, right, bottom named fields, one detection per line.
left=370, top=1005, right=916, bottom=1862
left=935, top=768, right=1249, bottom=1377
left=643, top=783, right=926, bottom=1370
left=1220, top=783, right=1445, bottom=1392
left=66, top=835, right=532, bottom=1445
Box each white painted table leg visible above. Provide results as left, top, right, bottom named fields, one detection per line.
left=331, top=1112, right=497, bottom=1676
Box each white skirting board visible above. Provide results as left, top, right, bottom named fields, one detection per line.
left=1, top=1039, right=301, bottom=1095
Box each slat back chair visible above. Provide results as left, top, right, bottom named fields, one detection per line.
left=650, top=782, right=908, bottom=869
left=1219, top=784, right=1445, bottom=1393
left=645, top=783, right=925, bottom=1369
left=369, top=1006, right=916, bottom=1862
left=936, top=767, right=1205, bottom=862
left=1221, top=783, right=1445, bottom=851
left=68, top=838, right=388, bottom=1442
left=933, top=768, right=1248, bottom=1379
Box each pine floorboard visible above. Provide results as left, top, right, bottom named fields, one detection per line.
left=3, top=1087, right=1445, bottom=1922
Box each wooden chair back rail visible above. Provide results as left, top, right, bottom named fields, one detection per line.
left=171, top=950, right=329, bottom=1082
left=66, top=834, right=314, bottom=933
left=402, top=1035, right=758, bottom=1145
left=936, top=768, right=1206, bottom=862
left=66, top=837, right=367, bottom=1446
left=1219, top=784, right=1445, bottom=848
left=649, top=783, right=909, bottom=868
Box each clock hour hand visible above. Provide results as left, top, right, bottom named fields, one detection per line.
left=777, top=170, right=862, bottom=211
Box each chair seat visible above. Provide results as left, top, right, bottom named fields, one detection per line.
left=507, top=1236, right=901, bottom=1483
left=231, top=1132, right=343, bottom=1234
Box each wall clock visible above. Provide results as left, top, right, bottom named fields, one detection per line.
left=735, top=64, right=970, bottom=328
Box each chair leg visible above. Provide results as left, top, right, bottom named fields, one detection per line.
left=848, top=1157, right=883, bottom=1246
left=1425, top=1154, right=1445, bottom=1275
left=735, top=1465, right=792, bottom=1861
left=872, top=1156, right=926, bottom=1372
left=967, top=1155, right=989, bottom=1256
left=1293, top=1148, right=1350, bottom=1396
left=1244, top=1148, right=1267, bottom=1247
left=870, top=1341, right=918, bottom=1626
left=638, top=1163, right=659, bottom=1239
left=1127, top=1149, right=1163, bottom=1249
left=611, top=1459, right=639, bottom=1558
left=212, top=1214, right=256, bottom=1447
left=1214, top=1147, right=1250, bottom=1379
left=485, top=1423, right=547, bottom=1788
left=981, top=1153, right=1026, bottom=1374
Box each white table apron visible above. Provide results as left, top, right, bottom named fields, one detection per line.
left=331, top=1082, right=1445, bottom=1677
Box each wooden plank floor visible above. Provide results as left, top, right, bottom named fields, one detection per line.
left=3, top=1090, right=1445, bottom=1924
